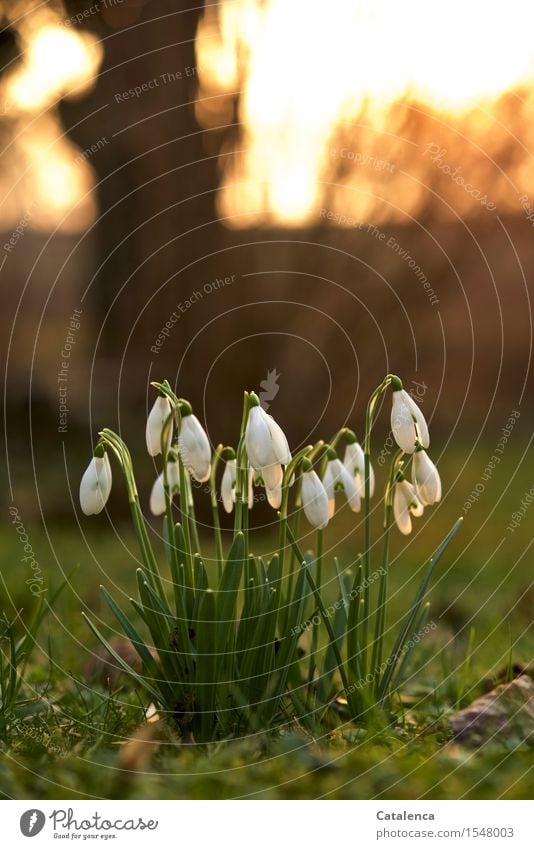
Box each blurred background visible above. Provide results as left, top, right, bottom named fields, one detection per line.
left=0, top=1, right=533, bottom=669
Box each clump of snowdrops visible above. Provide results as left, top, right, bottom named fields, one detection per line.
left=80, top=375, right=461, bottom=741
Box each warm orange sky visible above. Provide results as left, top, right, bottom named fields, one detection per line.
left=2, top=1, right=534, bottom=231
left=196, top=0, right=534, bottom=226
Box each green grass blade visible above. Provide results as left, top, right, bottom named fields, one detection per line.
left=196, top=588, right=217, bottom=741
left=217, top=532, right=245, bottom=653
left=378, top=517, right=463, bottom=700
left=82, top=613, right=161, bottom=702
left=100, top=586, right=175, bottom=704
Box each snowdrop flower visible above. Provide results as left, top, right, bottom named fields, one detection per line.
left=412, top=448, right=441, bottom=506
left=146, top=396, right=173, bottom=457
left=79, top=451, right=112, bottom=516
left=265, top=480, right=282, bottom=510
left=178, top=408, right=211, bottom=482
left=301, top=462, right=329, bottom=529
left=222, top=460, right=254, bottom=513
left=343, top=439, right=375, bottom=498
left=323, top=454, right=361, bottom=518
left=393, top=479, right=424, bottom=535
left=221, top=458, right=236, bottom=513
left=246, top=466, right=255, bottom=509
left=245, top=394, right=291, bottom=491
left=390, top=380, right=429, bottom=454
left=149, top=457, right=180, bottom=516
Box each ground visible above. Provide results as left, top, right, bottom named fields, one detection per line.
left=1, top=442, right=533, bottom=799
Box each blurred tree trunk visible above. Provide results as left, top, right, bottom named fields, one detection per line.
left=63, top=0, right=220, bottom=363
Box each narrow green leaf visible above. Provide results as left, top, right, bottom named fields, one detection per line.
left=217, top=532, right=245, bottom=652
left=378, top=517, right=463, bottom=700
left=82, top=613, right=161, bottom=702
left=196, top=588, right=217, bottom=741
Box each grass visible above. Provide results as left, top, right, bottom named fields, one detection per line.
left=1, top=441, right=533, bottom=799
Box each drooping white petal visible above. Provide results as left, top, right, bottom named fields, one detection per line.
left=393, top=480, right=424, bottom=534
left=412, top=450, right=441, bottom=505
left=323, top=458, right=361, bottom=517
left=301, top=470, right=329, bottom=529
left=355, top=464, right=376, bottom=499
left=344, top=442, right=375, bottom=498
left=266, top=414, right=292, bottom=465
left=146, top=396, right=173, bottom=457
left=265, top=480, right=282, bottom=509
left=339, top=463, right=361, bottom=512
left=260, top=461, right=283, bottom=491
left=245, top=406, right=276, bottom=470
left=245, top=404, right=291, bottom=489
left=393, top=484, right=412, bottom=535
left=79, top=456, right=112, bottom=516
left=343, top=442, right=364, bottom=476
left=149, top=473, right=166, bottom=516
left=179, top=414, right=211, bottom=482
left=149, top=460, right=180, bottom=516
left=322, top=460, right=337, bottom=518
left=403, top=392, right=430, bottom=449
left=391, top=390, right=418, bottom=454
left=221, top=459, right=236, bottom=514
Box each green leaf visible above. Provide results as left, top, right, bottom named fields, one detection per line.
left=378, top=517, right=463, bottom=700
left=217, top=532, right=245, bottom=653
left=101, top=587, right=175, bottom=706
left=261, top=561, right=307, bottom=724
left=196, top=588, right=217, bottom=740
left=82, top=613, right=161, bottom=702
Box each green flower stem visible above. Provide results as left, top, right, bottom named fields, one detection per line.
left=187, top=476, right=202, bottom=555
left=329, top=427, right=353, bottom=452
left=361, top=375, right=393, bottom=675
left=308, top=526, right=324, bottom=699
left=278, top=447, right=313, bottom=590
left=286, top=501, right=302, bottom=605
left=315, top=528, right=324, bottom=591
left=284, top=524, right=357, bottom=716
left=151, top=379, right=180, bottom=407
left=234, top=391, right=249, bottom=540
left=177, top=454, right=194, bottom=583
left=370, top=450, right=402, bottom=691
left=162, top=410, right=178, bottom=569
left=209, top=446, right=224, bottom=576
left=166, top=402, right=194, bottom=594
left=99, top=429, right=164, bottom=596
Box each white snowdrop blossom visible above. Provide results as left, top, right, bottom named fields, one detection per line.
left=412, top=449, right=441, bottom=506
left=301, top=469, right=329, bottom=529
left=179, top=413, right=212, bottom=482
left=391, top=389, right=429, bottom=454
left=265, top=480, right=282, bottom=510
left=343, top=441, right=375, bottom=498
left=221, top=458, right=236, bottom=513
left=393, top=479, right=424, bottom=535
left=79, top=453, right=112, bottom=516
left=149, top=459, right=181, bottom=516
left=323, top=458, right=361, bottom=518
left=146, top=396, right=173, bottom=457
left=221, top=460, right=254, bottom=513
left=245, top=400, right=291, bottom=492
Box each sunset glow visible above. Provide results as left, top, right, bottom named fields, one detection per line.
left=0, top=16, right=102, bottom=231
left=196, top=0, right=534, bottom=226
